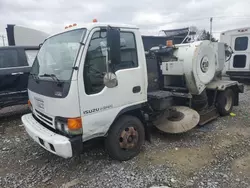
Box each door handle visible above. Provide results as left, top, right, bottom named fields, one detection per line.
left=133, top=86, right=141, bottom=93
left=11, top=72, right=24, bottom=75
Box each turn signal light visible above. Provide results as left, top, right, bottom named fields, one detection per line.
left=67, top=117, right=82, bottom=130
left=238, top=29, right=248, bottom=32
left=28, top=100, right=33, bottom=111
left=65, top=23, right=77, bottom=29
left=28, top=100, right=31, bottom=106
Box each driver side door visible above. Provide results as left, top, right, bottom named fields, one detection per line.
left=78, top=27, right=147, bottom=141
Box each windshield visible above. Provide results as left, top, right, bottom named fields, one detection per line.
left=31, top=28, right=86, bottom=81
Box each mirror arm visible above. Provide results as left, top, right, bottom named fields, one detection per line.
left=106, top=47, right=110, bottom=79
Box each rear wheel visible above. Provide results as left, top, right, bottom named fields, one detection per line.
left=105, top=115, right=145, bottom=161
left=216, top=89, right=234, bottom=116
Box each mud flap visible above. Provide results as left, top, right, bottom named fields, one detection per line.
left=153, top=106, right=200, bottom=134
left=198, top=107, right=219, bottom=126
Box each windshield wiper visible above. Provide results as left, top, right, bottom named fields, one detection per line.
left=40, top=74, right=62, bottom=86
left=30, top=73, right=40, bottom=83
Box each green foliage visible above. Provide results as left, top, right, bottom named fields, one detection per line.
left=198, top=30, right=218, bottom=42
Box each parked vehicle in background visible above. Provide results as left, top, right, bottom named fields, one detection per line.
left=0, top=46, right=39, bottom=109
left=0, top=24, right=49, bottom=109
left=220, top=27, right=250, bottom=80
left=6, top=24, right=49, bottom=46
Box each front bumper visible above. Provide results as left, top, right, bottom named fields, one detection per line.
left=22, top=113, right=82, bottom=158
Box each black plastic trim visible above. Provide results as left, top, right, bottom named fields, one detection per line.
left=36, top=114, right=52, bottom=125
left=35, top=110, right=53, bottom=121
left=32, top=114, right=60, bottom=133
left=28, top=78, right=71, bottom=98
left=38, top=138, right=44, bottom=146
left=133, top=86, right=141, bottom=93
left=49, top=143, right=55, bottom=152
left=70, top=136, right=83, bottom=156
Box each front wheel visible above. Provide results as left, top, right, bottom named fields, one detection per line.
left=216, top=89, right=234, bottom=116
left=105, top=115, right=145, bottom=161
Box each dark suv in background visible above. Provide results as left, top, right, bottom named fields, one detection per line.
left=0, top=46, right=38, bottom=109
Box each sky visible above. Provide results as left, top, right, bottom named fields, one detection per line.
left=1, top=0, right=250, bottom=46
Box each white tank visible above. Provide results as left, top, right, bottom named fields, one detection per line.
left=164, top=40, right=218, bottom=95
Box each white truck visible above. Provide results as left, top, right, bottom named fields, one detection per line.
left=21, top=22, right=244, bottom=161
left=220, top=27, right=250, bottom=80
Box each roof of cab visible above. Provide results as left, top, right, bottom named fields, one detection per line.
left=47, top=22, right=139, bottom=39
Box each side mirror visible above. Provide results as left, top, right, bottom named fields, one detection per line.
left=103, top=26, right=120, bottom=88
left=103, top=72, right=118, bottom=88
left=107, top=26, right=121, bottom=65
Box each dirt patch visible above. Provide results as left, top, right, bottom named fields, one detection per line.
left=138, top=145, right=215, bottom=175
left=224, top=127, right=250, bottom=138
left=232, top=153, right=250, bottom=177
left=211, top=134, right=238, bottom=155
left=136, top=121, right=250, bottom=177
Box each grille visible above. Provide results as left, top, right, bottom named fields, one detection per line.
left=35, top=110, right=53, bottom=127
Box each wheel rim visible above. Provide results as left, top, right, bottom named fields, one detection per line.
left=225, top=94, right=233, bottom=111
left=119, top=127, right=138, bottom=149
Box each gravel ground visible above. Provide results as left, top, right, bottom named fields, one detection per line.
left=1, top=84, right=250, bottom=188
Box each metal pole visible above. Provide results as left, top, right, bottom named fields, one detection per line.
left=210, top=17, right=213, bottom=41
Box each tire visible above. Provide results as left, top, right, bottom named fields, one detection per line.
left=216, top=89, right=234, bottom=116
left=105, top=115, right=145, bottom=161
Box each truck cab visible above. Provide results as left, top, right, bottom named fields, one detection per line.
left=22, top=23, right=148, bottom=159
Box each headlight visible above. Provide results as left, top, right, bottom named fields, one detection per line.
left=55, top=117, right=82, bottom=135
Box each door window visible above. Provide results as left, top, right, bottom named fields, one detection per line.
left=84, top=30, right=107, bottom=95
left=84, top=30, right=139, bottom=95
left=235, top=37, right=248, bottom=51
left=0, top=49, right=19, bottom=68
left=118, top=32, right=138, bottom=70
left=233, top=55, right=246, bottom=68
